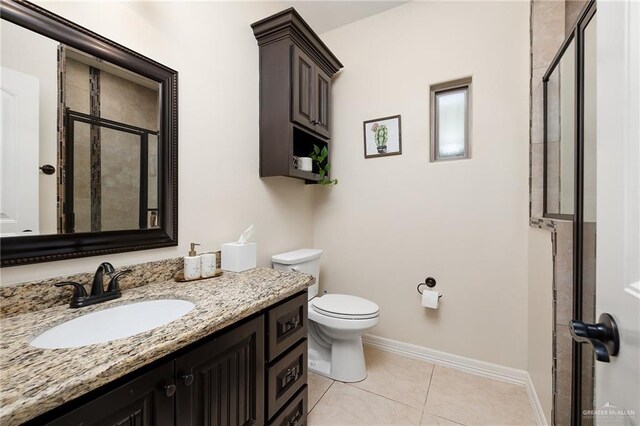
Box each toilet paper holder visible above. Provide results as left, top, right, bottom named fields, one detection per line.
left=417, top=277, right=442, bottom=298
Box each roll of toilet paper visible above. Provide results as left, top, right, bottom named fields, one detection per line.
left=421, top=289, right=440, bottom=309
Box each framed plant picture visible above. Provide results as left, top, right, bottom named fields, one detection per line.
left=363, top=115, right=402, bottom=158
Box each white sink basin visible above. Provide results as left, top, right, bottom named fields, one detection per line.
left=30, top=299, right=195, bottom=349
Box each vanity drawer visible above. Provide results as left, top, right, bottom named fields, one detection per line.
left=268, top=386, right=308, bottom=426
left=267, top=292, right=307, bottom=361
left=267, top=339, right=308, bottom=419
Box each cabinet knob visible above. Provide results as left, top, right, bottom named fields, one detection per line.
left=181, top=373, right=194, bottom=386
left=164, top=384, right=176, bottom=397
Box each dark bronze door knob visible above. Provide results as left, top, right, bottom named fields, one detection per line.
left=570, top=313, right=620, bottom=362
left=39, top=164, right=56, bottom=175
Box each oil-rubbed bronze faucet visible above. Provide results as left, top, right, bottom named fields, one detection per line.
left=55, top=262, right=130, bottom=308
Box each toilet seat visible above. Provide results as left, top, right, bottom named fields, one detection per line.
left=311, top=294, right=379, bottom=320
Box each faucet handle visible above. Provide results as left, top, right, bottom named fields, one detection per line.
left=55, top=282, right=88, bottom=299
left=107, top=270, right=132, bottom=293
left=99, top=262, right=116, bottom=275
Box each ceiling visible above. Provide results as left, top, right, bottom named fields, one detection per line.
left=279, top=1, right=409, bottom=34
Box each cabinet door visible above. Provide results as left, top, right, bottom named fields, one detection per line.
left=314, top=67, right=331, bottom=138
left=176, top=316, right=265, bottom=426
left=45, top=362, right=175, bottom=426
left=291, top=45, right=316, bottom=132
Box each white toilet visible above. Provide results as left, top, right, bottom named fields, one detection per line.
left=272, top=249, right=380, bottom=382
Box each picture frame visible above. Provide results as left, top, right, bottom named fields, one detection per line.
left=363, top=115, right=402, bottom=158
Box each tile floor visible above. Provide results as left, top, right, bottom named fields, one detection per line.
left=307, top=346, right=537, bottom=426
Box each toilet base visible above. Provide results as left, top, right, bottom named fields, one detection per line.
left=308, top=330, right=368, bottom=383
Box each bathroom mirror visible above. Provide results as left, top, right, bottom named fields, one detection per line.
left=543, top=35, right=575, bottom=219
left=0, top=0, right=178, bottom=266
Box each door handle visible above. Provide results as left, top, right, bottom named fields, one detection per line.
left=40, top=164, right=56, bottom=175
left=570, top=313, right=619, bottom=362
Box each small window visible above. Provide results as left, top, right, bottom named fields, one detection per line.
left=430, top=77, right=471, bottom=161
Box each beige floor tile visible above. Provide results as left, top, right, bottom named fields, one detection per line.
left=349, top=346, right=435, bottom=409
left=420, top=411, right=463, bottom=425
left=425, top=366, right=536, bottom=426
left=308, top=381, right=422, bottom=426
left=308, top=372, right=334, bottom=412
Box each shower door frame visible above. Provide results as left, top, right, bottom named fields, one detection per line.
left=64, top=109, right=158, bottom=233
left=542, top=1, right=597, bottom=424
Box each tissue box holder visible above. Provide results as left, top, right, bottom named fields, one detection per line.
left=221, top=242, right=257, bottom=272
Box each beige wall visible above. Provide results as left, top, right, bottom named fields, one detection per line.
left=314, top=1, right=530, bottom=369
left=528, top=227, right=554, bottom=422
left=1, top=1, right=315, bottom=284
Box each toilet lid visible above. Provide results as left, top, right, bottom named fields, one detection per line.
left=311, top=294, right=379, bottom=319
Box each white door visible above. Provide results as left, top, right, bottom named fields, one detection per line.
left=594, top=1, right=639, bottom=424
left=0, top=66, right=40, bottom=236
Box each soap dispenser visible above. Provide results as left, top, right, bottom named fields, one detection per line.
left=184, top=243, right=202, bottom=280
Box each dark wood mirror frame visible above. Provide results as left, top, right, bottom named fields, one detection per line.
left=0, top=0, right=178, bottom=267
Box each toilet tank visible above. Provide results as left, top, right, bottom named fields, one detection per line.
left=271, top=249, right=322, bottom=300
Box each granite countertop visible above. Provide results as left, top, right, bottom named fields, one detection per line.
left=0, top=267, right=312, bottom=425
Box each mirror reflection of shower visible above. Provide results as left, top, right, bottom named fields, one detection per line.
left=62, top=48, right=161, bottom=233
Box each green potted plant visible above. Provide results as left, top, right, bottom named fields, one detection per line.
left=371, top=122, right=388, bottom=153
left=310, top=145, right=338, bottom=186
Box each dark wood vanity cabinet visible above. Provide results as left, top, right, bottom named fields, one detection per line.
left=44, top=361, right=175, bottom=426
left=175, top=316, right=265, bottom=425
left=37, top=291, right=307, bottom=426
left=252, top=8, right=342, bottom=183
left=265, top=293, right=308, bottom=423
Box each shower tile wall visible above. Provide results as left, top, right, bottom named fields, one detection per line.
left=65, top=58, right=92, bottom=232
left=529, top=1, right=588, bottom=424
left=554, top=221, right=574, bottom=426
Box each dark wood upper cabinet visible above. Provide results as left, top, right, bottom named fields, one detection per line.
left=252, top=8, right=342, bottom=183
left=315, top=67, right=332, bottom=138
left=292, top=46, right=316, bottom=131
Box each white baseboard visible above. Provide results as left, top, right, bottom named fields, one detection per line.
left=362, top=334, right=548, bottom=426
left=524, top=373, right=548, bottom=426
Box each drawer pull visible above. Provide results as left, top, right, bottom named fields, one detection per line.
left=280, top=366, right=300, bottom=388
left=278, top=316, right=300, bottom=337
left=286, top=409, right=302, bottom=426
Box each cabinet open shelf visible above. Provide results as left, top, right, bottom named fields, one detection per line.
left=289, top=168, right=320, bottom=183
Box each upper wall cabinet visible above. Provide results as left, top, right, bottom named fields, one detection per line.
left=252, top=8, right=342, bottom=183
left=292, top=45, right=331, bottom=138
